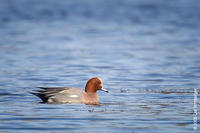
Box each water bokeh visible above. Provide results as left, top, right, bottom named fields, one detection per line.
left=0, top=0, right=200, bottom=132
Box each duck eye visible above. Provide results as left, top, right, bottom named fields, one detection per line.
left=97, top=81, right=101, bottom=84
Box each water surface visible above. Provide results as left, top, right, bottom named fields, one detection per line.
left=0, top=0, right=200, bottom=132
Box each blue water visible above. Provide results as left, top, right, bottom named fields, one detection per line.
left=0, top=0, right=200, bottom=132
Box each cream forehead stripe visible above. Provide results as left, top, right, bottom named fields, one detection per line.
left=98, top=78, right=103, bottom=83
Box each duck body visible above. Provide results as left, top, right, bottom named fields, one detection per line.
left=31, top=77, right=108, bottom=105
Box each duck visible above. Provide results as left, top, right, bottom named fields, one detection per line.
left=30, top=77, right=108, bottom=105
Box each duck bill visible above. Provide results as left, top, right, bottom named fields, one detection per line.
left=101, top=88, right=109, bottom=93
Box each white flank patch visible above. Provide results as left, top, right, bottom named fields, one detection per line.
left=69, top=95, right=79, bottom=98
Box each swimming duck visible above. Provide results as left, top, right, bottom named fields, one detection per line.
left=31, top=77, right=108, bottom=105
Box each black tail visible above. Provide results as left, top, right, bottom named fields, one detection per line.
left=29, top=92, right=48, bottom=103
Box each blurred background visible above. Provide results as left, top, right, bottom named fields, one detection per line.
left=0, top=0, right=200, bottom=132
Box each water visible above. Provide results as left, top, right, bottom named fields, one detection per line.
left=0, top=0, right=200, bottom=132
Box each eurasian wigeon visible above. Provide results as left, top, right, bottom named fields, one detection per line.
left=31, top=77, right=108, bottom=105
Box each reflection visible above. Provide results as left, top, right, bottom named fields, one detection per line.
left=193, top=88, right=198, bottom=130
